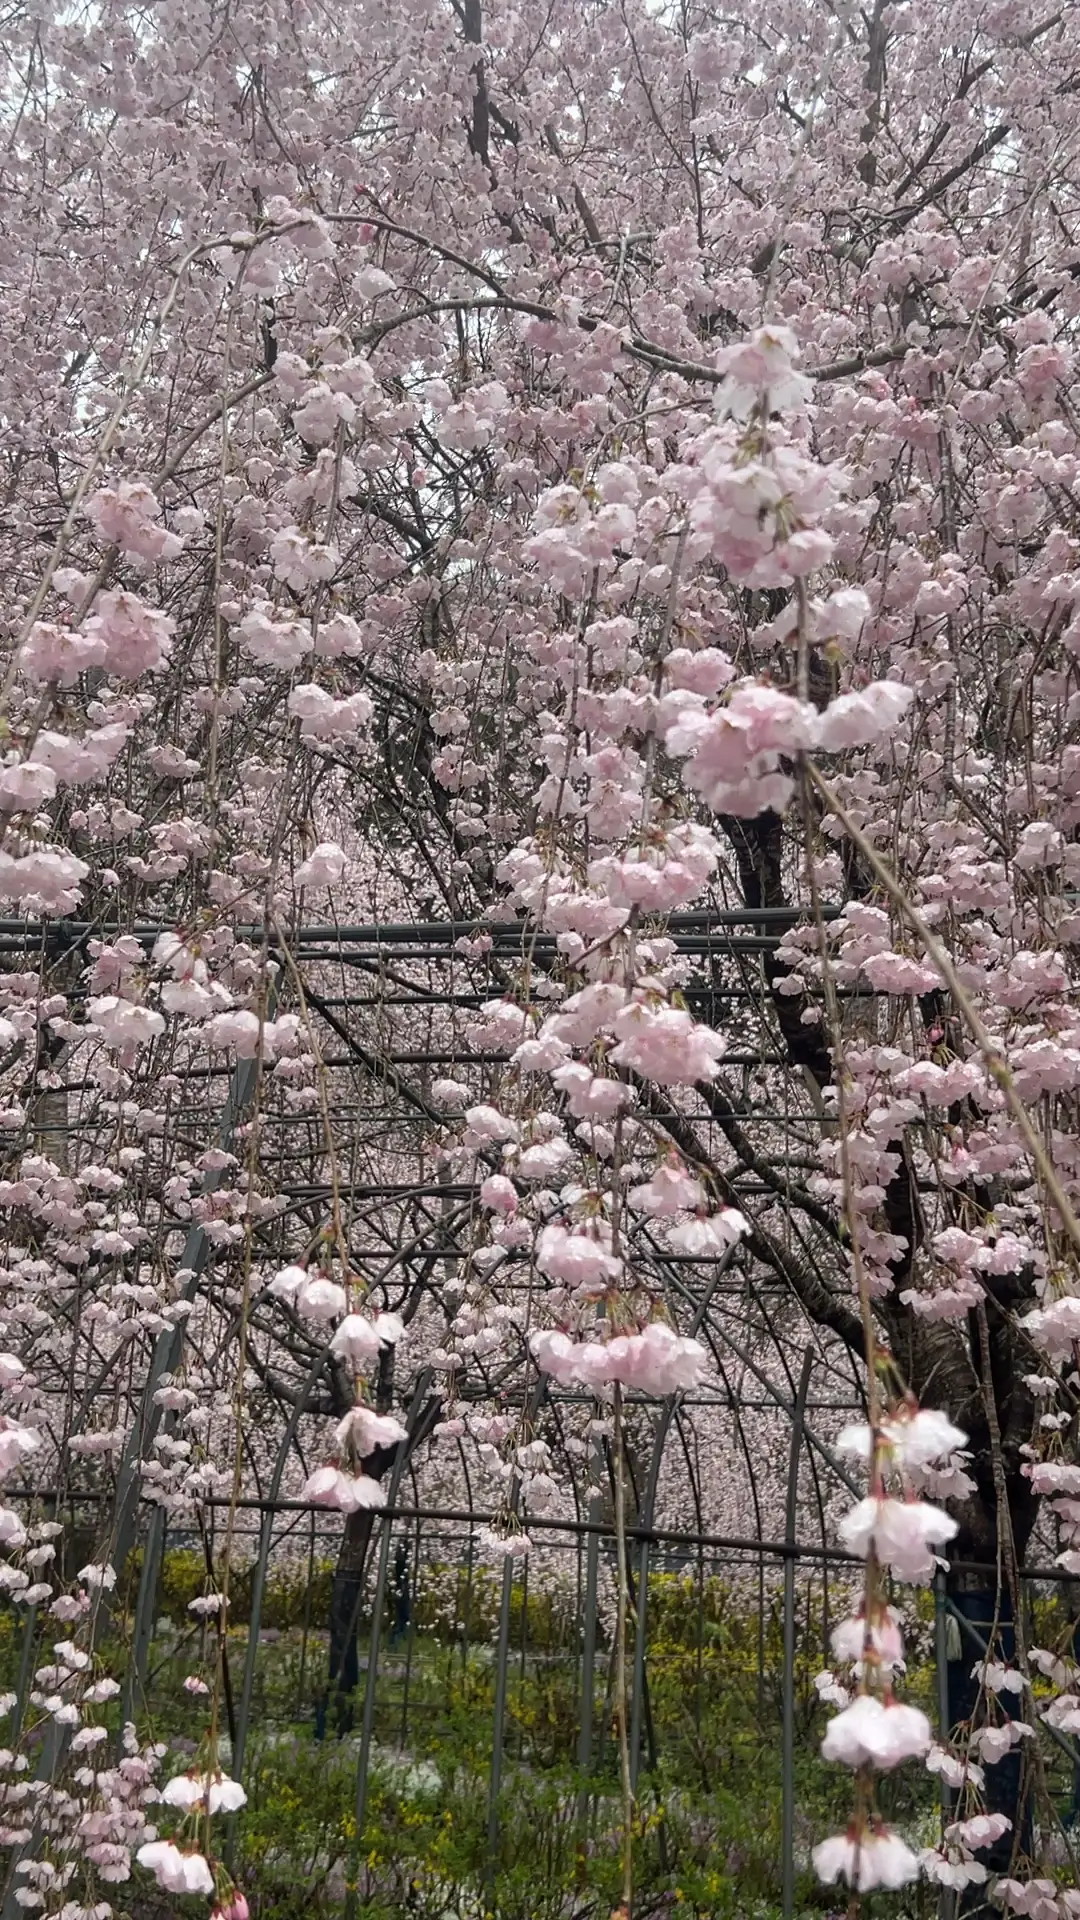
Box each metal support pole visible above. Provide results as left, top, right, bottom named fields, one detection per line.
left=484, top=1375, right=547, bottom=1896
left=629, top=1401, right=676, bottom=1793
left=107, top=1046, right=266, bottom=1593
left=486, top=1550, right=515, bottom=1898
left=782, top=1347, right=813, bottom=1920
left=121, top=1504, right=165, bottom=1731
left=232, top=1353, right=327, bottom=1785
left=934, top=1568, right=956, bottom=1920
left=345, top=1374, right=437, bottom=1920
left=8, top=1605, right=37, bottom=1746
left=577, top=1444, right=602, bottom=1784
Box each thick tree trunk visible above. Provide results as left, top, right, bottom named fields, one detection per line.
left=314, top=1390, right=440, bottom=1738
left=317, top=1506, right=377, bottom=1739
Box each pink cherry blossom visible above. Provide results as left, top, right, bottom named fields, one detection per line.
left=295, top=843, right=348, bottom=889
left=838, top=1495, right=958, bottom=1582
left=136, top=1842, right=214, bottom=1895
left=813, top=1825, right=919, bottom=1891
left=300, top=1467, right=386, bottom=1512
left=608, top=1000, right=726, bottom=1086
left=820, top=1694, right=931, bottom=1769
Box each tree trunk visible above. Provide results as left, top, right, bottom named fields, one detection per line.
left=318, top=1506, right=377, bottom=1739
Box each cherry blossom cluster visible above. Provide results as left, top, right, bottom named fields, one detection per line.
left=0, top=0, right=1078, bottom=1913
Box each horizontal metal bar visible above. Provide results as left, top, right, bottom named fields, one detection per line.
left=32, top=1493, right=1059, bottom=1580
left=0, top=907, right=839, bottom=946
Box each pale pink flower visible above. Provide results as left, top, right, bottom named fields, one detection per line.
left=1014, top=821, right=1064, bottom=870
left=925, top=1743, right=985, bottom=1790
left=714, top=324, right=812, bottom=420
left=816, top=681, right=914, bottom=750
left=88, top=996, right=165, bottom=1054
left=813, top=1825, right=918, bottom=1890
left=1022, top=1295, right=1080, bottom=1355
left=836, top=1407, right=966, bottom=1470
left=617, top=1322, right=708, bottom=1394
left=20, top=622, right=107, bottom=686
left=373, top=1312, right=405, bottom=1345
left=294, top=1276, right=347, bottom=1321
left=85, top=590, right=174, bottom=676
left=463, top=1104, right=520, bottom=1147
left=860, top=951, right=941, bottom=994
left=288, top=686, right=372, bottom=741
left=301, top=1466, right=386, bottom=1511
left=609, top=1000, right=725, bottom=1086
left=336, top=1407, right=408, bottom=1454
left=830, top=1606, right=904, bottom=1673
left=550, top=1062, right=634, bottom=1120
left=136, top=1842, right=214, bottom=1895
left=820, top=1694, right=931, bottom=1769
left=919, top=1847, right=988, bottom=1889
left=535, top=1223, right=623, bottom=1293
left=270, top=527, right=339, bottom=588
left=819, top=587, right=871, bottom=639
left=970, top=1720, right=1033, bottom=1762
left=161, top=1769, right=246, bottom=1813
left=0, top=1509, right=27, bottom=1547
left=814, top=1669, right=851, bottom=1708
left=480, top=1175, right=519, bottom=1215
left=212, top=1895, right=251, bottom=1920
left=972, top=1659, right=1024, bottom=1695
left=0, top=1420, right=40, bottom=1477
left=946, top=1812, right=1011, bottom=1850
left=530, top=1329, right=579, bottom=1386
left=86, top=481, right=183, bottom=562
left=293, top=382, right=356, bottom=444
left=267, top=1264, right=306, bottom=1302
left=0, top=847, right=89, bottom=912
left=430, top=1078, right=470, bottom=1110
left=0, top=762, right=57, bottom=811
left=662, top=646, right=735, bottom=694
left=205, top=1010, right=265, bottom=1057
left=514, top=1138, right=576, bottom=1180
left=838, top=1495, right=957, bottom=1581
left=330, top=1315, right=384, bottom=1363
left=667, top=1210, right=748, bottom=1256
left=354, top=264, right=395, bottom=299
left=236, top=603, right=312, bottom=669
left=627, top=1164, right=705, bottom=1216
left=34, top=721, right=129, bottom=783
left=295, top=842, right=347, bottom=888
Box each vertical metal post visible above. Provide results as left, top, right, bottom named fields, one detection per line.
left=106, top=1047, right=266, bottom=1596
left=485, top=1376, right=547, bottom=1894
left=934, top=1568, right=951, bottom=1760
left=626, top=1266, right=732, bottom=1792
left=486, top=1550, right=515, bottom=1897
left=8, top=1604, right=37, bottom=1746
left=516, top=1551, right=529, bottom=1760
left=296, top=1509, right=316, bottom=1714
left=782, top=1347, right=813, bottom=1920
left=934, top=1568, right=956, bottom=1920
left=122, top=1504, right=165, bottom=1730
left=233, top=1353, right=326, bottom=1784
left=345, top=1374, right=436, bottom=1920
left=576, top=1425, right=603, bottom=1862
left=398, top=1524, right=420, bottom=1748
left=460, top=1528, right=474, bottom=1674
left=629, top=1531, right=652, bottom=1795
left=577, top=1506, right=600, bottom=1779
